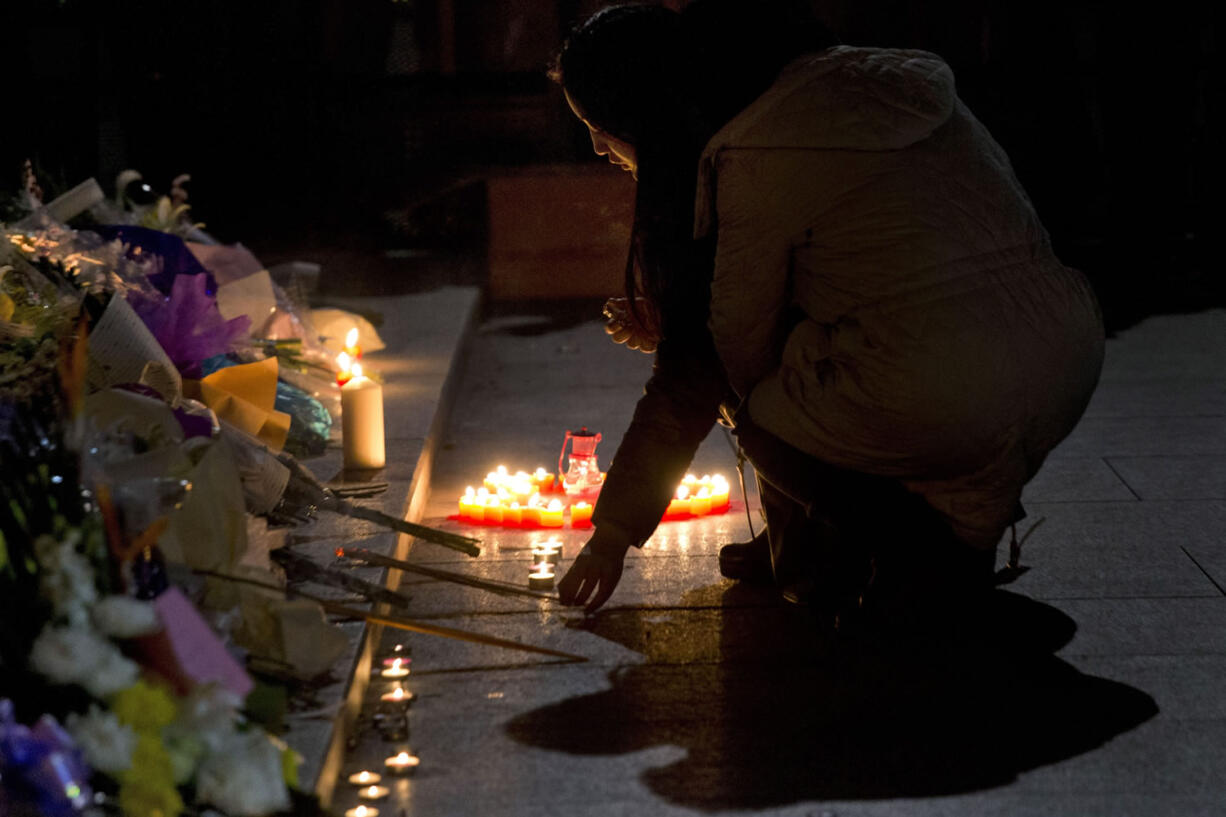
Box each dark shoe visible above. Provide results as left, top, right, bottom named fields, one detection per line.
left=718, top=530, right=774, bottom=584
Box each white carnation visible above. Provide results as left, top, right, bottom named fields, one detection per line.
left=29, top=625, right=140, bottom=699
left=170, top=683, right=243, bottom=754
left=195, top=731, right=291, bottom=816
left=92, top=595, right=162, bottom=638
left=80, top=644, right=140, bottom=700
left=29, top=626, right=111, bottom=686
left=65, top=705, right=136, bottom=776
left=35, top=534, right=99, bottom=627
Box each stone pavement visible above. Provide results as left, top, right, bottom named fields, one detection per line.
left=330, top=294, right=1226, bottom=817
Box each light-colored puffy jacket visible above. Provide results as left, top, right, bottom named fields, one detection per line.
left=698, top=46, right=1104, bottom=548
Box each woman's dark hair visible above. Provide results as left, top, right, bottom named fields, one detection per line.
left=551, top=0, right=839, bottom=342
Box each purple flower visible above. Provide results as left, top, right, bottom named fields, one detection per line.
left=127, top=274, right=250, bottom=379
left=0, top=700, right=94, bottom=817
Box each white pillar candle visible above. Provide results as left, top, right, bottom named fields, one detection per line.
left=342, top=364, right=385, bottom=469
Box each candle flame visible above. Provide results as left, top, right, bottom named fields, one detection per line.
left=547, top=499, right=563, bottom=511
left=346, top=327, right=359, bottom=348
left=351, top=362, right=364, bottom=379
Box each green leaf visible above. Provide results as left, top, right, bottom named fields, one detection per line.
left=243, top=682, right=289, bottom=734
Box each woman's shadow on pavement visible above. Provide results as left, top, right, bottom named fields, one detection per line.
left=505, top=584, right=1158, bottom=810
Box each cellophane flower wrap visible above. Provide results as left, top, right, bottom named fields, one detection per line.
left=128, top=273, right=251, bottom=380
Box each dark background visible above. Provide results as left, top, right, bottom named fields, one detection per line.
left=5, top=0, right=1222, bottom=329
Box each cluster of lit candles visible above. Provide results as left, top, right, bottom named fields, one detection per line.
left=663, top=473, right=733, bottom=519
left=343, top=646, right=421, bottom=817
left=457, top=468, right=731, bottom=528
left=456, top=465, right=595, bottom=529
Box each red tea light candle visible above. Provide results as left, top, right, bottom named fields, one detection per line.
left=532, top=467, right=556, bottom=492
left=347, top=771, right=382, bottom=786
left=666, top=485, right=692, bottom=517
left=569, top=501, right=594, bottom=528
left=710, top=475, right=731, bottom=511
left=381, top=658, right=409, bottom=679
left=482, top=498, right=504, bottom=525
left=690, top=487, right=712, bottom=517
left=503, top=502, right=523, bottom=526
left=528, top=562, right=556, bottom=589
left=459, top=487, right=482, bottom=521
left=380, top=686, right=416, bottom=705
left=484, top=465, right=510, bottom=493
left=384, top=751, right=420, bottom=775
left=510, top=479, right=534, bottom=504
left=539, top=499, right=564, bottom=528
left=358, top=785, right=389, bottom=801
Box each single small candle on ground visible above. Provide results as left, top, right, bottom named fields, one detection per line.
left=347, top=771, right=381, bottom=786
left=381, top=658, right=409, bottom=679
left=358, top=785, right=389, bottom=801
left=342, top=363, right=385, bottom=470
left=569, top=501, right=593, bottom=528
left=381, top=686, right=415, bottom=704
left=528, top=562, right=556, bottom=589
left=345, top=807, right=378, bottom=817
left=384, top=751, right=420, bottom=775
left=531, top=537, right=562, bottom=563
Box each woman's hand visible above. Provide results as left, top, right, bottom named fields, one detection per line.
left=558, top=529, right=632, bottom=613
left=603, top=297, right=659, bottom=354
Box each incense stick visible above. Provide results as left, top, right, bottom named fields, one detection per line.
left=340, top=547, right=558, bottom=602
left=194, top=569, right=584, bottom=662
